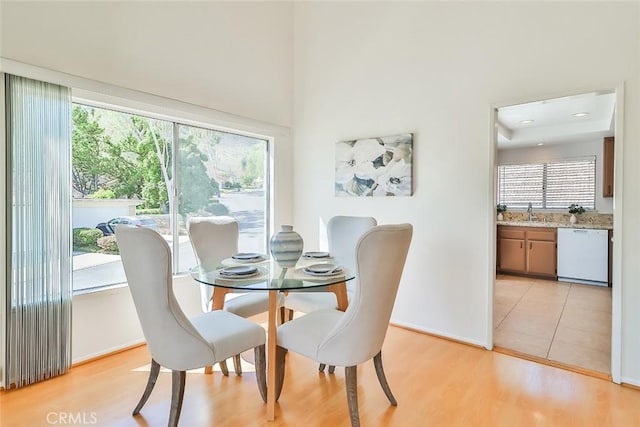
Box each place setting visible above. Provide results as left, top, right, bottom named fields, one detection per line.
left=231, top=252, right=268, bottom=263
left=300, top=263, right=344, bottom=277
left=215, top=265, right=264, bottom=280
left=302, top=251, right=332, bottom=260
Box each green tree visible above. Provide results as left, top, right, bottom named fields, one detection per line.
left=72, top=104, right=223, bottom=214
left=72, top=106, right=110, bottom=195
left=178, top=133, right=219, bottom=215
left=240, top=144, right=265, bottom=188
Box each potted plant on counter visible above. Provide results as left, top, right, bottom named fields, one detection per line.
left=568, top=204, right=585, bottom=224
left=496, top=204, right=507, bottom=221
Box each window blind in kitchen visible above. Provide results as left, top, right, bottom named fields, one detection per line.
left=497, top=156, right=595, bottom=210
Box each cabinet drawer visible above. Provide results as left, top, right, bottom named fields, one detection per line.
left=499, top=228, right=526, bottom=239
left=527, top=230, right=556, bottom=242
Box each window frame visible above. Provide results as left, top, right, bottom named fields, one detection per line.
left=70, top=97, right=273, bottom=293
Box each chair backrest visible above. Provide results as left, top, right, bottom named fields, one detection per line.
left=317, top=224, right=413, bottom=366
left=115, top=226, right=214, bottom=370
left=187, top=217, right=239, bottom=311
left=187, top=216, right=239, bottom=270
left=327, top=215, right=377, bottom=273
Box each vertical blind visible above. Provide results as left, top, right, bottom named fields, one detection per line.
left=497, top=157, right=596, bottom=210
left=3, top=74, right=72, bottom=388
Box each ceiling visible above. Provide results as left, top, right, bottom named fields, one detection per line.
left=496, top=91, right=616, bottom=150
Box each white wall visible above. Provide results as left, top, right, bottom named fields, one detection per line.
left=498, top=139, right=614, bottom=213
left=0, top=1, right=293, bottom=128
left=72, top=199, right=140, bottom=229
left=292, top=2, right=640, bottom=384
left=72, top=276, right=201, bottom=363
left=0, top=2, right=294, bottom=364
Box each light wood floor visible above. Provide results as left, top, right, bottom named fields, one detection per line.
left=2, top=326, right=639, bottom=426
left=494, top=274, right=611, bottom=375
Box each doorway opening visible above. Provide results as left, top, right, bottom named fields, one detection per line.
left=492, top=89, right=620, bottom=379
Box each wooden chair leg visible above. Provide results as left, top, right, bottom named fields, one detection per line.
left=275, top=345, right=287, bottom=401
left=319, top=363, right=326, bottom=372
left=219, top=360, right=229, bottom=376
left=287, top=308, right=294, bottom=321
left=233, top=354, right=242, bottom=376
left=132, top=359, right=160, bottom=415
left=204, top=365, right=213, bottom=374
left=168, top=370, right=186, bottom=427
left=373, top=351, right=397, bottom=405
left=254, top=345, right=267, bottom=403
left=345, top=366, right=360, bottom=427
left=328, top=365, right=335, bottom=374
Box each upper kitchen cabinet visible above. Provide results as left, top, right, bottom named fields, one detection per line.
left=603, top=137, right=614, bottom=197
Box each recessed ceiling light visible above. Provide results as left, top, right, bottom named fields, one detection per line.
left=520, top=119, right=534, bottom=124
left=572, top=112, right=590, bottom=117
left=537, top=143, right=544, bottom=146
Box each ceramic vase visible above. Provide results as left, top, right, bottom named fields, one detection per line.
left=270, top=225, right=303, bottom=267
left=497, top=212, right=504, bottom=221
left=570, top=214, right=577, bottom=224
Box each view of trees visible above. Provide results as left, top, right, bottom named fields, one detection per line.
left=71, top=104, right=264, bottom=215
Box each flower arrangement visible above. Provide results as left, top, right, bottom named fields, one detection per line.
left=568, top=204, right=586, bottom=214
left=496, top=204, right=507, bottom=214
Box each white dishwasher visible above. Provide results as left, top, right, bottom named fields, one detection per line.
left=557, top=228, right=608, bottom=286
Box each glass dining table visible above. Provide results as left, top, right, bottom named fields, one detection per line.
left=190, top=257, right=355, bottom=421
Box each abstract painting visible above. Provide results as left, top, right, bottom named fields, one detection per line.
left=335, top=133, right=413, bottom=197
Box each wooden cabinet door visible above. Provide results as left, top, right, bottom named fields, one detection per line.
left=527, top=240, right=556, bottom=277
left=603, top=137, right=614, bottom=197
left=498, top=238, right=526, bottom=272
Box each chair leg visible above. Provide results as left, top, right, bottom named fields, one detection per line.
left=373, top=351, right=397, bottom=406
left=275, top=345, right=287, bottom=401
left=345, top=366, right=360, bottom=427
left=319, top=363, right=326, bottom=372
left=287, top=308, right=294, bottom=321
left=132, top=359, right=161, bottom=415
left=219, top=360, right=229, bottom=376
left=254, top=345, right=267, bottom=403
left=328, top=365, right=335, bottom=374
left=233, top=354, right=242, bottom=376
left=168, top=370, right=186, bottom=427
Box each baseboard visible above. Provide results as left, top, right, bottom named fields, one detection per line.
left=72, top=340, right=146, bottom=367
left=390, top=320, right=488, bottom=349
left=621, top=377, right=640, bottom=389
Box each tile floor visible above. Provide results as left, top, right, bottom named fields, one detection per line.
left=494, top=274, right=612, bottom=374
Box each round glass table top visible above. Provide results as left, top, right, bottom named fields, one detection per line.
left=190, top=258, right=354, bottom=291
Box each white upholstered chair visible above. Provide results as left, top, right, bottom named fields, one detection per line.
left=115, top=226, right=266, bottom=427
left=284, top=215, right=377, bottom=315
left=187, top=216, right=282, bottom=375
left=275, top=224, right=413, bottom=427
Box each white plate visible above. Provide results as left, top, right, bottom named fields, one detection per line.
left=304, top=263, right=343, bottom=276
left=219, top=265, right=259, bottom=277
left=303, top=251, right=331, bottom=259
left=232, top=252, right=265, bottom=262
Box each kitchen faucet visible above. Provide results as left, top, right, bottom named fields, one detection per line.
left=527, top=202, right=534, bottom=221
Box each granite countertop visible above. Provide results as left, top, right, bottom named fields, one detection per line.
left=497, top=220, right=613, bottom=230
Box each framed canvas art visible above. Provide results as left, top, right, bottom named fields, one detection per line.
left=335, top=133, right=413, bottom=197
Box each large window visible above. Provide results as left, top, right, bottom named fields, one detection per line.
left=497, top=157, right=596, bottom=210
left=71, top=103, right=269, bottom=292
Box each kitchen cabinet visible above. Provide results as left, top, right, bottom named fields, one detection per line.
left=497, top=226, right=557, bottom=278
left=603, top=137, right=614, bottom=197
